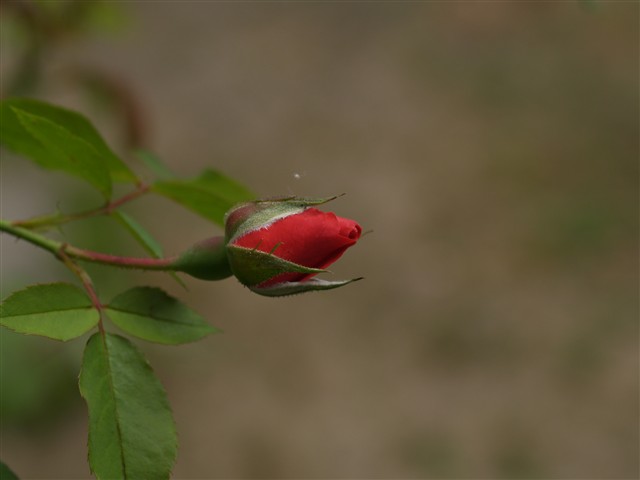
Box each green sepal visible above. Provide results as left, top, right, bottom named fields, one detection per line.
left=172, top=236, right=232, bottom=281
left=225, top=196, right=341, bottom=244
left=250, top=277, right=363, bottom=297
left=226, top=244, right=326, bottom=287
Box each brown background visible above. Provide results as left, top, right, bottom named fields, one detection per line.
left=1, top=1, right=638, bottom=478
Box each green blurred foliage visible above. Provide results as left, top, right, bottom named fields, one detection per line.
left=1, top=1, right=127, bottom=96
left=0, top=330, right=80, bottom=429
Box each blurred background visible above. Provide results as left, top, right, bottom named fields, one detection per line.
left=1, top=1, right=638, bottom=478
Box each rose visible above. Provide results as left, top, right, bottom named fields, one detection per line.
left=225, top=198, right=362, bottom=296
left=172, top=197, right=363, bottom=296
left=231, top=208, right=361, bottom=286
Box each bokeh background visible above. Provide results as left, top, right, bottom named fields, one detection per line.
left=1, top=1, right=638, bottom=478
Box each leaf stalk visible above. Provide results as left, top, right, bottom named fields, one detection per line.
left=13, top=184, right=150, bottom=230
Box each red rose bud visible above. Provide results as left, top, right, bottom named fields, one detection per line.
left=225, top=197, right=362, bottom=296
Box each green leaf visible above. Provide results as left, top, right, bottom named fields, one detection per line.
left=10, top=108, right=113, bottom=197
left=79, top=333, right=177, bottom=480
left=152, top=169, right=254, bottom=226
left=110, top=211, right=187, bottom=288
left=0, top=98, right=136, bottom=184
left=0, top=283, right=99, bottom=341
left=0, top=461, right=19, bottom=480
left=134, top=149, right=175, bottom=180
left=105, top=287, right=216, bottom=344
left=112, top=211, right=163, bottom=258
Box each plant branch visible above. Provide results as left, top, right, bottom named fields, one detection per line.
left=57, top=248, right=106, bottom=335
left=0, top=218, right=176, bottom=271
left=13, top=184, right=150, bottom=230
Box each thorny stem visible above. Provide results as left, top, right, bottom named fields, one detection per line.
left=0, top=218, right=177, bottom=271
left=57, top=248, right=106, bottom=336
left=12, top=183, right=151, bottom=230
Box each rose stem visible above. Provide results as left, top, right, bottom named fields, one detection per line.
left=0, top=218, right=176, bottom=271
left=13, top=183, right=150, bottom=229
left=57, top=248, right=106, bottom=336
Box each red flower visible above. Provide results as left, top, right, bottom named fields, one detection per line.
left=233, top=208, right=362, bottom=286
left=222, top=197, right=363, bottom=296
left=171, top=197, right=363, bottom=296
